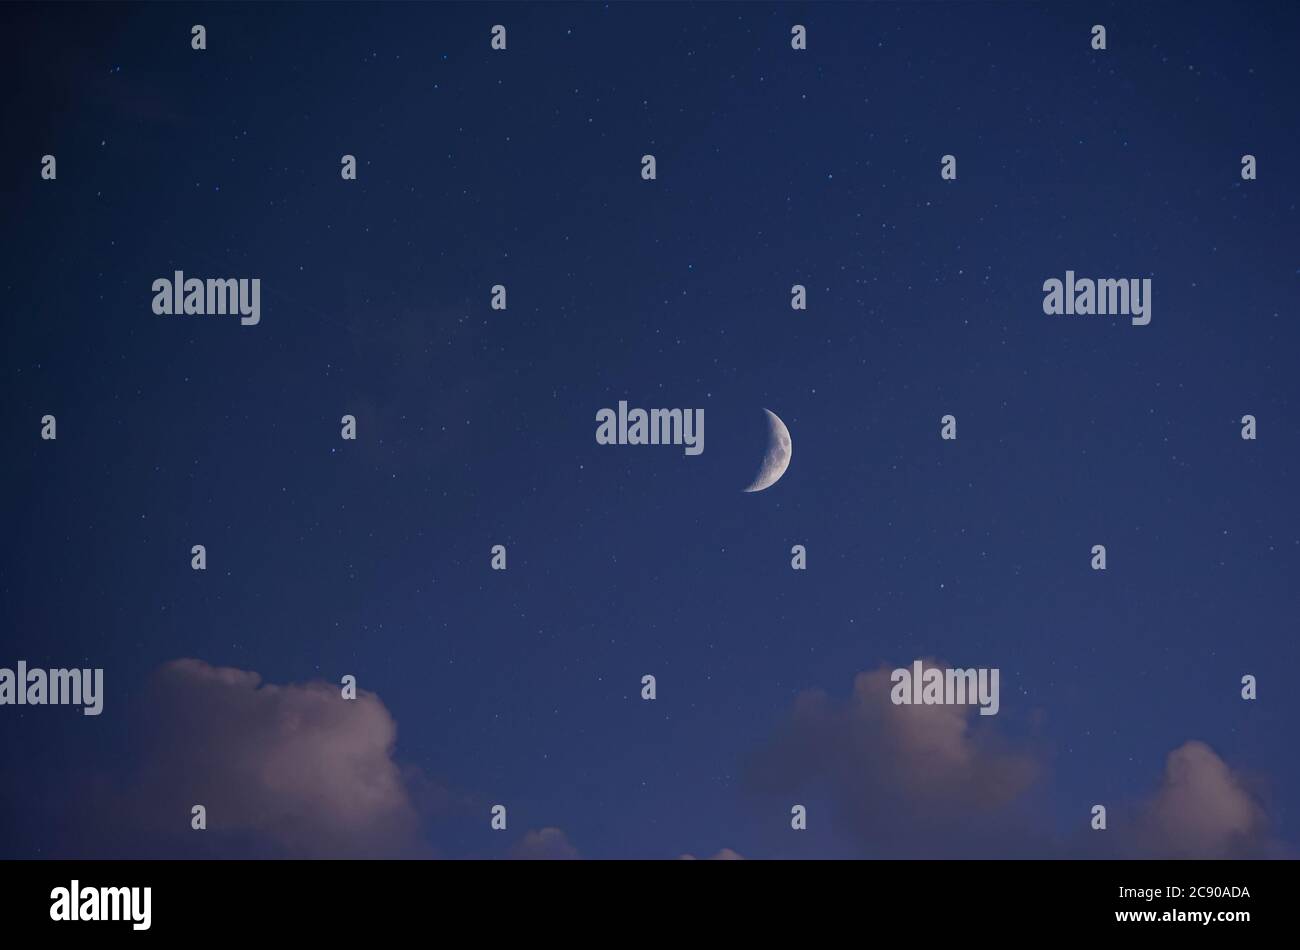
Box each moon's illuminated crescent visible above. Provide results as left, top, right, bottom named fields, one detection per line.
left=743, top=409, right=792, bottom=493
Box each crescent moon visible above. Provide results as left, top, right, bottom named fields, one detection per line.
left=743, top=409, right=792, bottom=493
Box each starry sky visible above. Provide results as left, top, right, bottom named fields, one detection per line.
left=2, top=1, right=1297, bottom=860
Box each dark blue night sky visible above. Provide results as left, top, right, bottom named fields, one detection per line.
left=2, top=1, right=1297, bottom=859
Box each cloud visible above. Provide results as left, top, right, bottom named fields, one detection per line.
left=1131, top=740, right=1277, bottom=858
left=679, top=848, right=744, bottom=860
left=135, top=658, right=427, bottom=857
left=749, top=660, right=1047, bottom=857
left=509, top=827, right=580, bottom=860
left=749, top=661, right=1288, bottom=859
left=39, top=659, right=1287, bottom=861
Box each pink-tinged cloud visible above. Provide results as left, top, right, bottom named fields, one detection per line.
left=144, top=659, right=426, bottom=857
left=750, top=660, right=1046, bottom=856
left=1134, top=740, right=1277, bottom=858
left=750, top=663, right=1287, bottom=859
left=757, top=661, right=1039, bottom=801
left=510, top=827, right=580, bottom=860
left=679, top=848, right=745, bottom=860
